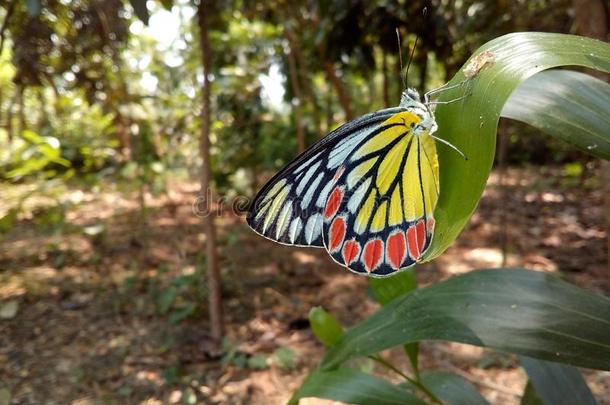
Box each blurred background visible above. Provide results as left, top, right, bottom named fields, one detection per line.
left=0, top=0, right=608, bottom=404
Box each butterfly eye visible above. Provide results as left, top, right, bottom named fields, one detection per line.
left=406, top=88, right=420, bottom=101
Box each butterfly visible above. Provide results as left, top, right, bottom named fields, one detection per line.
left=247, top=86, right=463, bottom=277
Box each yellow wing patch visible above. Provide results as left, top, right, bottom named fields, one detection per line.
left=352, top=111, right=419, bottom=159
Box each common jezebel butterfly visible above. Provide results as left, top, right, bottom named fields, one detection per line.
left=247, top=86, right=460, bottom=277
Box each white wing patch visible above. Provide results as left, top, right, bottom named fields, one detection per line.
left=289, top=217, right=303, bottom=243
left=316, top=181, right=334, bottom=208
left=305, top=213, right=323, bottom=244
left=296, top=161, right=321, bottom=194
left=327, top=128, right=370, bottom=169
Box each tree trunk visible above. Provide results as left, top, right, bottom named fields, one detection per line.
left=6, top=92, right=15, bottom=142
left=197, top=1, right=223, bottom=342
left=285, top=29, right=306, bottom=153
left=284, top=28, right=322, bottom=136
left=17, top=85, right=26, bottom=135
left=0, top=87, right=3, bottom=132
left=37, top=88, right=49, bottom=129
left=571, top=0, right=610, bottom=271
left=323, top=61, right=354, bottom=121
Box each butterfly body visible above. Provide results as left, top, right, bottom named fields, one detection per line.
left=247, top=88, right=440, bottom=277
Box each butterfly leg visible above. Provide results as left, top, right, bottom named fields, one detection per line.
left=424, top=80, right=468, bottom=103
left=427, top=92, right=471, bottom=105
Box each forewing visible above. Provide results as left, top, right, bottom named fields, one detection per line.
left=322, top=111, right=440, bottom=276
left=247, top=107, right=405, bottom=247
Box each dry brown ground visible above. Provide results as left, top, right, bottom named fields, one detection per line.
left=0, top=166, right=608, bottom=405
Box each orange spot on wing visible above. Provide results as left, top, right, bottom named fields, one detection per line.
left=427, top=218, right=435, bottom=234
left=407, top=226, right=420, bottom=260
left=324, top=187, right=343, bottom=219
left=416, top=220, right=426, bottom=255
left=363, top=239, right=383, bottom=272
left=342, top=240, right=360, bottom=265
left=329, top=217, right=346, bottom=252
left=386, top=232, right=406, bottom=270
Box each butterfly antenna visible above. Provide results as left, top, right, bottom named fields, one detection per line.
left=405, top=34, right=419, bottom=88
left=395, top=28, right=406, bottom=90
left=430, top=134, right=468, bottom=160
left=406, top=7, right=427, bottom=89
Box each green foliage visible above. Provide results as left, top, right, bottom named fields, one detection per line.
left=115, top=265, right=206, bottom=323
left=289, top=368, right=426, bottom=405
left=420, top=372, right=489, bottom=405
left=427, top=33, right=610, bottom=260
left=322, top=269, right=610, bottom=371
left=274, top=346, right=297, bottom=371
left=3, top=130, right=71, bottom=180
left=521, top=357, right=597, bottom=405
left=502, top=70, right=610, bottom=160
left=308, top=307, right=344, bottom=347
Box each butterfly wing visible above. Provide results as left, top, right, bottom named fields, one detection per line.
left=247, top=107, right=406, bottom=247
left=321, top=111, right=440, bottom=276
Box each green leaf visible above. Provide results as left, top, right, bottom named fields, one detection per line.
left=521, top=381, right=544, bottom=405
left=274, top=346, right=296, bottom=370
left=169, top=303, right=196, bottom=323
left=369, top=269, right=420, bottom=373
left=426, top=33, right=610, bottom=260
left=369, top=267, right=418, bottom=305
left=309, top=306, right=344, bottom=347
left=0, top=208, right=18, bottom=233
left=420, top=371, right=489, bottom=405
left=247, top=354, right=268, bottom=370
left=158, top=287, right=178, bottom=315
left=287, top=368, right=426, bottom=405
left=321, top=269, right=610, bottom=371
left=129, top=0, right=150, bottom=25
left=502, top=70, right=610, bottom=160
left=520, top=356, right=596, bottom=405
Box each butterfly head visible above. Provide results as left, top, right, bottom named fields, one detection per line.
left=400, top=88, right=422, bottom=106
left=400, top=88, right=437, bottom=136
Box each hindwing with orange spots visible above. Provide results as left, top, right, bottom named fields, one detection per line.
left=321, top=112, right=439, bottom=276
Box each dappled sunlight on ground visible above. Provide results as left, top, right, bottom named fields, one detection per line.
left=1, top=167, right=608, bottom=404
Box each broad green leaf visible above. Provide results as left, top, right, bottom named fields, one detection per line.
left=426, top=33, right=610, bottom=260
left=369, top=267, right=418, bottom=305
left=420, top=371, right=489, bottom=405
left=287, top=368, right=426, bottom=405
left=521, top=381, right=544, bottom=405
left=502, top=70, right=610, bottom=160
left=369, top=269, right=420, bottom=373
left=520, top=356, right=596, bottom=405
left=321, top=269, right=610, bottom=371
left=309, top=306, right=344, bottom=347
